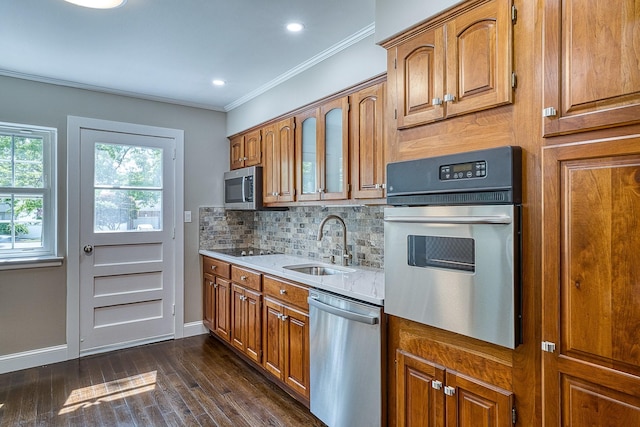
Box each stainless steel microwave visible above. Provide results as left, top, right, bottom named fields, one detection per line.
left=224, top=166, right=263, bottom=210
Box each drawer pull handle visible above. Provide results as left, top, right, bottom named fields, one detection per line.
left=279, top=289, right=287, bottom=295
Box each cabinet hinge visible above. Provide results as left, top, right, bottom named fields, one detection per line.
left=541, top=341, right=556, bottom=353
left=512, top=407, right=517, bottom=425
left=394, top=109, right=398, bottom=120
left=394, top=57, right=397, bottom=69
left=511, top=4, right=517, bottom=24
left=511, top=72, right=517, bottom=89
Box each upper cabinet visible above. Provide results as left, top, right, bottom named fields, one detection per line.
left=542, top=0, right=640, bottom=137
left=389, top=0, right=513, bottom=129
left=351, top=82, right=386, bottom=199
left=263, top=117, right=295, bottom=204
left=230, top=129, right=262, bottom=170
left=295, top=96, right=349, bottom=201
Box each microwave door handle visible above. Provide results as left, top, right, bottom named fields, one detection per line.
left=241, top=176, right=247, bottom=202
left=383, top=215, right=512, bottom=225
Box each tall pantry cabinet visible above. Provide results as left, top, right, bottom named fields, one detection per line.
left=541, top=0, right=640, bottom=425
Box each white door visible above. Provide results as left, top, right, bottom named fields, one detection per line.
left=78, top=128, right=176, bottom=355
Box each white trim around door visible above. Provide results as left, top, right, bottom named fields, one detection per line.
left=67, top=116, right=184, bottom=360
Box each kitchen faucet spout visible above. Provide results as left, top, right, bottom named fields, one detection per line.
left=317, top=214, right=351, bottom=266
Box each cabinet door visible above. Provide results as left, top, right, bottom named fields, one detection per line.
left=444, top=0, right=512, bottom=118
left=542, top=0, right=640, bottom=137
left=542, top=137, right=640, bottom=425
left=276, top=117, right=295, bottom=202
left=263, top=298, right=285, bottom=378
left=395, top=26, right=445, bottom=128
left=284, top=305, right=310, bottom=399
left=231, top=284, right=245, bottom=351
left=444, top=370, right=513, bottom=427
left=351, top=82, right=386, bottom=199
left=230, top=134, right=245, bottom=170
left=203, top=274, right=215, bottom=331
left=214, top=277, right=231, bottom=342
left=244, top=287, right=262, bottom=363
left=244, top=129, right=262, bottom=166
left=319, top=96, right=349, bottom=200
left=295, top=108, right=321, bottom=201
left=262, top=123, right=279, bottom=204
left=396, top=350, right=445, bottom=427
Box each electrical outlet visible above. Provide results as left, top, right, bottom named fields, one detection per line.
left=184, top=211, right=192, bottom=223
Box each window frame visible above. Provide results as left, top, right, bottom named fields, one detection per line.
left=0, top=121, right=60, bottom=269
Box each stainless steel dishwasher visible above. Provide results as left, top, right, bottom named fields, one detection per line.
left=307, top=289, right=383, bottom=427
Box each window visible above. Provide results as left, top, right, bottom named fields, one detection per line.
left=0, top=122, right=57, bottom=262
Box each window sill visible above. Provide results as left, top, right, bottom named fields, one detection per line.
left=0, top=256, right=64, bottom=271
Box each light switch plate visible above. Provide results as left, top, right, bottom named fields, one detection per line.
left=184, top=211, right=192, bottom=223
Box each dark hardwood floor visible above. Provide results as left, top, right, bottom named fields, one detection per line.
left=0, top=334, right=325, bottom=427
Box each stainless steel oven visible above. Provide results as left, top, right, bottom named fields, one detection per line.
left=384, top=146, right=522, bottom=349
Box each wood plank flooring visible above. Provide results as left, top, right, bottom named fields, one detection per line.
left=0, top=334, right=326, bottom=427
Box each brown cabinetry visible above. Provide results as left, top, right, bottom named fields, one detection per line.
left=202, top=257, right=231, bottom=341
left=350, top=82, right=386, bottom=199
left=230, top=129, right=262, bottom=169
left=542, top=135, right=640, bottom=425
left=262, top=275, right=310, bottom=400
left=542, top=0, right=640, bottom=137
left=389, top=0, right=513, bottom=129
left=230, top=266, right=262, bottom=363
left=263, top=117, right=295, bottom=204
left=396, top=350, right=514, bottom=427
left=295, top=96, right=349, bottom=201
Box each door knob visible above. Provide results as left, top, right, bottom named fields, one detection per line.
left=83, top=245, right=93, bottom=254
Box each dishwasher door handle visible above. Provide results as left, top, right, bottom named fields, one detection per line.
left=308, top=297, right=379, bottom=325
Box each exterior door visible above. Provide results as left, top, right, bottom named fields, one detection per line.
left=78, top=128, right=176, bottom=355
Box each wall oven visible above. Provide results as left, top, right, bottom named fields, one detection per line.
left=384, top=146, right=522, bottom=349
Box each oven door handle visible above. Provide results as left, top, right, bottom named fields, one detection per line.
left=308, top=297, right=379, bottom=325
left=383, top=215, right=512, bottom=225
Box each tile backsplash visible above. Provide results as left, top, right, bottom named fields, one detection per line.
left=199, top=206, right=385, bottom=269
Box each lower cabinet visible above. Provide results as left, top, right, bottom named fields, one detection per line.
left=231, top=283, right=262, bottom=363
left=396, top=350, right=514, bottom=427
left=262, top=275, right=310, bottom=400
left=201, top=256, right=310, bottom=404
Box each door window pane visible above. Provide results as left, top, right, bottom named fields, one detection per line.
left=301, top=117, right=317, bottom=195
left=94, top=142, right=163, bottom=233
left=325, top=108, right=343, bottom=193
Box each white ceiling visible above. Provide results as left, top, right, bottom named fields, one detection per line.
left=1, top=0, right=376, bottom=112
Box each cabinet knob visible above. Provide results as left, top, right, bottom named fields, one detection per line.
left=281, top=315, right=288, bottom=322
left=213, top=283, right=218, bottom=289
left=210, top=265, right=217, bottom=270
left=279, top=289, right=287, bottom=295
left=432, top=97, right=443, bottom=106
left=444, top=93, right=456, bottom=103
left=276, top=313, right=282, bottom=319
left=240, top=275, right=247, bottom=281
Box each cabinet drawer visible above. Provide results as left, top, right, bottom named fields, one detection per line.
left=231, top=265, right=262, bottom=291
left=264, top=275, right=309, bottom=310
left=203, top=256, right=230, bottom=279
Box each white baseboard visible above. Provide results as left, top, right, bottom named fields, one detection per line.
left=183, top=320, right=208, bottom=337
left=0, top=344, right=68, bottom=375
left=1, top=324, right=207, bottom=375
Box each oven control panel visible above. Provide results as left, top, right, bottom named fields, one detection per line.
left=439, top=160, right=487, bottom=180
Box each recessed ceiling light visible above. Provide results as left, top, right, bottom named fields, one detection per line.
left=212, top=80, right=226, bottom=86
left=286, top=22, right=304, bottom=32
left=64, top=0, right=127, bottom=8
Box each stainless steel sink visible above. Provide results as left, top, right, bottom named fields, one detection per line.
left=283, top=263, right=355, bottom=276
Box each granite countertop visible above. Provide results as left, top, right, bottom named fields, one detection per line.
left=199, top=249, right=384, bottom=306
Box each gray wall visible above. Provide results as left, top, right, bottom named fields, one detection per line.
left=374, top=0, right=463, bottom=43
left=0, top=75, right=227, bottom=356
left=226, top=35, right=387, bottom=136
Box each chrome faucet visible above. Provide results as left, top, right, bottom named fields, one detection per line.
left=317, top=214, right=351, bottom=266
